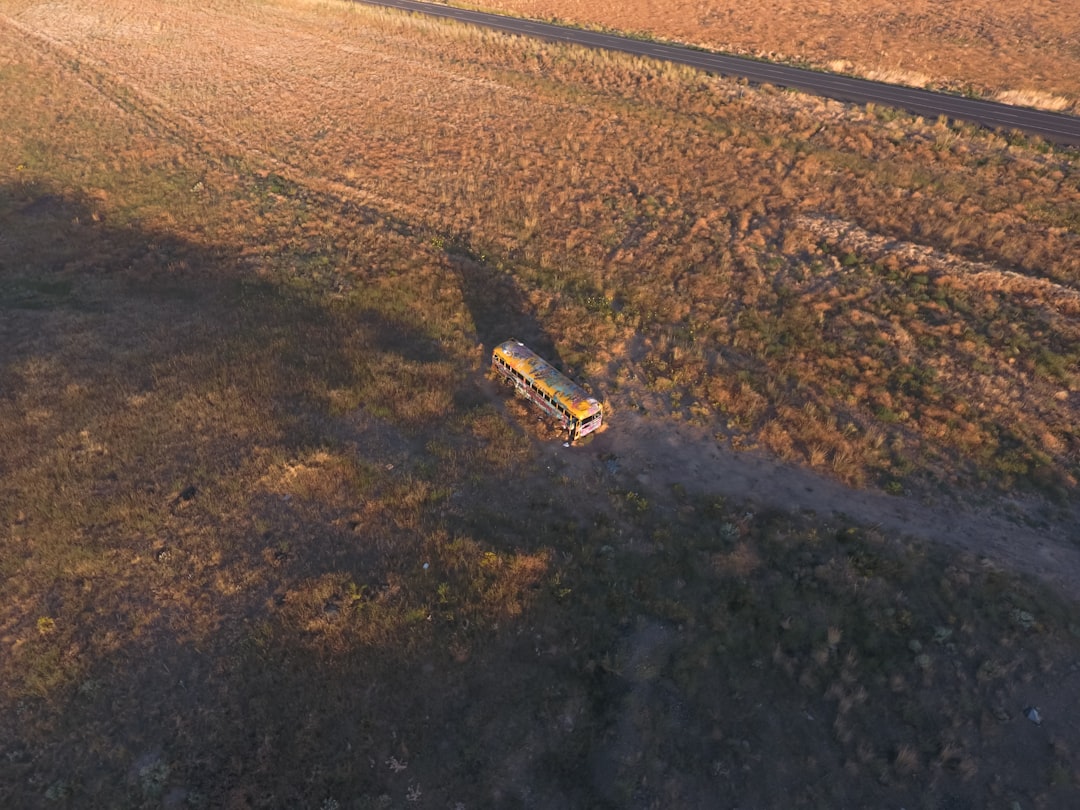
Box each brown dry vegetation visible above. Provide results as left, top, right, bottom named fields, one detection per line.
left=2, top=0, right=1080, bottom=807
left=7, top=0, right=1077, bottom=496
left=475, top=0, right=1080, bottom=110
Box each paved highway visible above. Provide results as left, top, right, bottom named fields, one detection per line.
left=356, top=0, right=1080, bottom=147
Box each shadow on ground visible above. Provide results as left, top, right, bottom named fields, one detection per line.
left=449, top=249, right=566, bottom=369
left=0, top=182, right=568, bottom=807
left=0, top=182, right=718, bottom=810
left=4, top=182, right=1080, bottom=810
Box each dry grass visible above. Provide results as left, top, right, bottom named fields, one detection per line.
left=865, top=68, right=933, bottom=89
left=2, top=1, right=1080, bottom=807
left=475, top=0, right=1080, bottom=108
left=994, top=89, right=1075, bottom=113
left=1, top=0, right=1076, bottom=498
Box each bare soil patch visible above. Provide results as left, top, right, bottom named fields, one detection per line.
left=572, top=410, right=1080, bottom=603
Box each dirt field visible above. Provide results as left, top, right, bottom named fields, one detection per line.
left=2, top=0, right=1080, bottom=807
left=475, top=0, right=1080, bottom=109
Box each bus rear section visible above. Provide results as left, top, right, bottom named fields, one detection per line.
left=492, top=339, right=603, bottom=441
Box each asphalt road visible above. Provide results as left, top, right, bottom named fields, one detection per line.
left=356, top=0, right=1080, bottom=148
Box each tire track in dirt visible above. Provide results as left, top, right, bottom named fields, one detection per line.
left=796, top=215, right=1080, bottom=311
left=0, top=9, right=429, bottom=236
left=566, top=410, right=1080, bottom=604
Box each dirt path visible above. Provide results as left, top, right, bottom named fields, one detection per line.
left=558, top=411, right=1080, bottom=603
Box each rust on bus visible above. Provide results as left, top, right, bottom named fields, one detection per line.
left=492, top=339, right=603, bottom=441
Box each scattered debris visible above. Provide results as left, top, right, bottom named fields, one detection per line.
left=1023, top=706, right=1042, bottom=725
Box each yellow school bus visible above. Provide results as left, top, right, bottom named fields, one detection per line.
left=492, top=339, right=603, bottom=441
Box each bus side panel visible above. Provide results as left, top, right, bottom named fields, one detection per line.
left=492, top=356, right=514, bottom=384
left=520, top=385, right=570, bottom=427
left=577, top=414, right=602, bottom=438
left=493, top=353, right=570, bottom=428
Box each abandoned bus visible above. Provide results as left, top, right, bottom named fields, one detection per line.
left=492, top=339, right=603, bottom=441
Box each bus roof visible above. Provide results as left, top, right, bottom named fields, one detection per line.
left=494, top=340, right=601, bottom=421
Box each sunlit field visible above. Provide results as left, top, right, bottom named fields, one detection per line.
left=477, top=0, right=1080, bottom=110
left=2, top=0, right=1079, bottom=807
